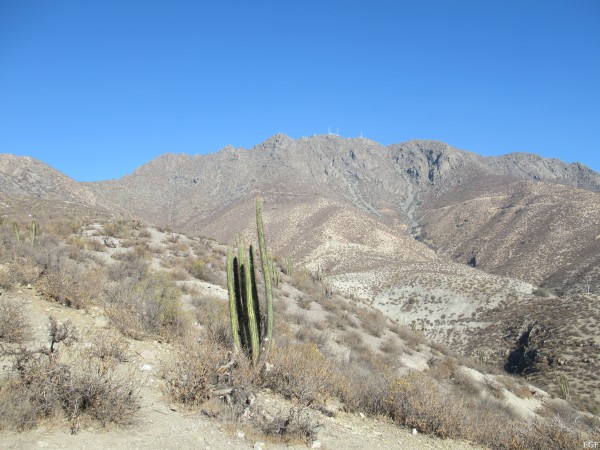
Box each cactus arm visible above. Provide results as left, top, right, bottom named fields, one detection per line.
left=227, top=248, right=242, bottom=352
left=249, top=245, right=261, bottom=343
left=244, top=247, right=260, bottom=365
left=256, top=197, right=273, bottom=350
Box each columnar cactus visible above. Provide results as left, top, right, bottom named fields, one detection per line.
left=225, top=197, right=274, bottom=365
left=29, top=216, right=37, bottom=246
left=13, top=222, right=21, bottom=245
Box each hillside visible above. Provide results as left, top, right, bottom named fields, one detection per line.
left=1, top=134, right=599, bottom=424
left=1, top=204, right=598, bottom=449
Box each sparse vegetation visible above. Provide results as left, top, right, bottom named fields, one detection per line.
left=0, top=317, right=139, bottom=431
left=0, top=201, right=598, bottom=448
left=0, top=299, right=31, bottom=343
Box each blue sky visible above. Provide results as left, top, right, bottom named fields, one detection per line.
left=1, top=1, right=599, bottom=181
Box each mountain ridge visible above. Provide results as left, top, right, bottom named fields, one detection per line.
left=2, top=135, right=599, bottom=295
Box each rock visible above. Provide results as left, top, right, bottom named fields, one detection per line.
left=311, top=440, right=322, bottom=448
left=94, top=316, right=109, bottom=328
left=140, top=349, right=157, bottom=361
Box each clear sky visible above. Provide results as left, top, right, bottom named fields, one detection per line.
left=1, top=1, right=599, bottom=181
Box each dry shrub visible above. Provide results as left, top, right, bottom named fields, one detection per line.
left=163, top=343, right=227, bottom=406
left=296, top=296, right=312, bottom=310
left=104, top=273, right=190, bottom=341
left=107, top=254, right=148, bottom=282
left=262, top=342, right=342, bottom=406
left=0, top=299, right=31, bottom=343
left=43, top=218, right=81, bottom=238
left=325, top=312, right=349, bottom=331
left=119, top=238, right=135, bottom=248
left=294, top=327, right=329, bottom=347
left=386, top=372, right=471, bottom=438
left=0, top=320, right=139, bottom=431
left=84, top=330, right=130, bottom=365
left=337, top=366, right=390, bottom=417
left=497, top=375, right=533, bottom=399
left=379, top=335, right=402, bottom=355
left=473, top=415, right=584, bottom=450
left=102, top=220, right=131, bottom=239
left=254, top=405, right=321, bottom=445
left=186, top=257, right=225, bottom=287
left=0, top=263, right=20, bottom=289
left=192, top=296, right=231, bottom=346
left=38, top=260, right=103, bottom=309
left=170, top=267, right=190, bottom=281
left=340, top=330, right=366, bottom=352
left=356, top=308, right=386, bottom=337
left=452, top=369, right=481, bottom=398
left=320, top=299, right=341, bottom=313
left=163, top=340, right=253, bottom=407
left=428, top=356, right=459, bottom=381
left=137, top=228, right=152, bottom=239
left=389, top=321, right=427, bottom=348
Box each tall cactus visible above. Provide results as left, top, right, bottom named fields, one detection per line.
left=226, top=198, right=274, bottom=365
left=255, top=197, right=273, bottom=351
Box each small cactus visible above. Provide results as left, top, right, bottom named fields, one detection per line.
left=13, top=222, right=22, bottom=245
left=556, top=374, right=570, bottom=400
left=29, top=215, right=37, bottom=246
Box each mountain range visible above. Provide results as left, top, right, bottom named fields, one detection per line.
left=3, top=134, right=598, bottom=294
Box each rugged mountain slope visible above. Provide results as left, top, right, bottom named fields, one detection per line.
left=0, top=154, right=98, bottom=206
left=81, top=135, right=600, bottom=293
left=418, top=177, right=600, bottom=294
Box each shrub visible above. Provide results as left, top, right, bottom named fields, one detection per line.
left=0, top=299, right=31, bottom=343
left=356, top=308, right=386, bottom=337
left=261, top=342, right=342, bottom=406
left=386, top=372, right=471, bottom=438
left=254, top=405, right=321, bottom=444
left=102, top=220, right=130, bottom=239
left=104, top=273, right=190, bottom=341
left=0, top=319, right=139, bottom=431
left=163, top=340, right=253, bottom=407
left=192, top=296, right=232, bottom=346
